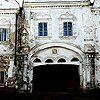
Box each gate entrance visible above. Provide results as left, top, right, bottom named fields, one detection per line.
left=33, top=64, right=80, bottom=93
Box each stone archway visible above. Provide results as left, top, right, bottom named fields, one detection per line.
left=29, top=43, right=84, bottom=93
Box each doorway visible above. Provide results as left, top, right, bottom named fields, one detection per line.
left=33, top=64, right=80, bottom=93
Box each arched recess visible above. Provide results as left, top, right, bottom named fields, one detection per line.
left=45, top=59, right=53, bottom=63
left=33, top=58, right=41, bottom=63
left=58, top=58, right=66, bottom=62
left=30, top=43, right=84, bottom=89
left=30, top=42, right=84, bottom=60
left=71, top=57, right=79, bottom=62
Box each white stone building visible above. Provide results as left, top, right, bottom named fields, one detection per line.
left=0, top=0, right=18, bottom=86
left=0, top=0, right=100, bottom=92
left=23, top=0, right=100, bottom=92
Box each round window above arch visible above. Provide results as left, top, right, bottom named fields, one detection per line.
left=58, top=58, right=66, bottom=62
left=33, top=58, right=41, bottom=62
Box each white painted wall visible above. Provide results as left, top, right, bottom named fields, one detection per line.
left=23, top=0, right=100, bottom=88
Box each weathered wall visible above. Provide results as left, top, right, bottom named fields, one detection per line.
left=24, top=0, right=100, bottom=89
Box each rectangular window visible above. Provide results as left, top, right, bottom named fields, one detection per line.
left=63, top=22, right=72, bottom=36
left=0, top=28, right=8, bottom=41
left=38, top=22, right=48, bottom=36
left=0, top=71, right=4, bottom=84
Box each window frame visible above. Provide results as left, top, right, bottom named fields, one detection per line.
left=0, top=28, right=8, bottom=42
left=59, top=12, right=77, bottom=40
left=38, top=22, right=48, bottom=36
left=63, top=22, right=73, bottom=36
left=33, top=13, right=52, bottom=40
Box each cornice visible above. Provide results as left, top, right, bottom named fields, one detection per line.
left=0, top=9, right=18, bottom=14
left=0, top=8, right=18, bottom=10
left=24, top=1, right=90, bottom=9
left=91, top=7, right=100, bottom=11
left=91, top=7, right=100, bottom=15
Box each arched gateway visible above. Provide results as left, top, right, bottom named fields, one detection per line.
left=29, top=43, right=84, bottom=93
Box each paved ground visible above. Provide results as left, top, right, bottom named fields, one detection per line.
left=0, top=88, right=100, bottom=100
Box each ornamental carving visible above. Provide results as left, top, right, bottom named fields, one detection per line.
left=84, top=25, right=96, bottom=41
left=0, top=56, right=10, bottom=68
left=21, top=29, right=29, bottom=46
left=84, top=44, right=95, bottom=53
left=0, top=18, right=11, bottom=27
left=35, top=13, right=51, bottom=20
left=59, top=12, right=76, bottom=21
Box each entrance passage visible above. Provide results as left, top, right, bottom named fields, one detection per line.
left=33, top=64, right=80, bottom=93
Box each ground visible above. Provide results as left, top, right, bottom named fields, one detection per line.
left=0, top=87, right=100, bottom=100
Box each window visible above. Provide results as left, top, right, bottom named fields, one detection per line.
left=34, top=58, right=41, bottom=62
left=0, top=28, right=8, bottom=41
left=63, top=22, right=72, bottom=36
left=71, top=58, right=79, bottom=61
left=58, top=58, right=66, bottom=62
left=0, top=71, right=4, bottom=84
left=45, top=59, right=53, bottom=63
left=38, top=22, right=48, bottom=36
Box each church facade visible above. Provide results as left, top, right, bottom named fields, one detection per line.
left=0, top=0, right=100, bottom=92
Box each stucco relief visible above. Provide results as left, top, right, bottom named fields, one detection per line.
left=92, top=8, right=100, bottom=15
left=84, top=25, right=96, bottom=42
left=0, top=56, right=10, bottom=69
left=0, top=18, right=15, bottom=51
left=8, top=32, right=15, bottom=50
left=35, top=13, right=51, bottom=20
left=22, top=29, right=29, bottom=45
left=59, top=12, right=76, bottom=21
left=31, top=44, right=82, bottom=64
left=31, top=12, right=52, bottom=39
left=0, top=18, right=11, bottom=27
left=59, top=12, right=77, bottom=38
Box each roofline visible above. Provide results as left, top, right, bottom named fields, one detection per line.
left=23, top=1, right=91, bottom=8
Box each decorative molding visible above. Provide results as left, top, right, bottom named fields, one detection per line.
left=24, top=1, right=90, bottom=9
left=59, top=12, right=76, bottom=21
left=0, top=18, right=11, bottom=27
left=30, top=42, right=84, bottom=59
left=35, top=13, right=51, bottom=20
left=91, top=8, right=100, bottom=15
left=0, top=55, right=10, bottom=69
left=52, top=49, right=57, bottom=54
left=59, top=36, right=77, bottom=40
left=33, top=13, right=52, bottom=38
left=84, top=25, right=96, bottom=41
left=0, top=9, right=18, bottom=15
left=59, top=12, right=77, bottom=38
left=35, top=36, right=52, bottom=40
left=84, top=44, right=95, bottom=53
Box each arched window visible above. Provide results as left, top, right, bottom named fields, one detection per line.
left=58, top=58, right=66, bottom=62
left=45, top=59, right=53, bottom=63
left=34, top=58, right=41, bottom=62
left=71, top=58, right=79, bottom=61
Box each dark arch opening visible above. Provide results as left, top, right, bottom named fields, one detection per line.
left=45, top=59, right=53, bottom=63
left=34, top=58, right=41, bottom=62
left=58, top=58, right=66, bottom=62
left=33, top=64, right=80, bottom=93
left=71, top=58, right=79, bottom=61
